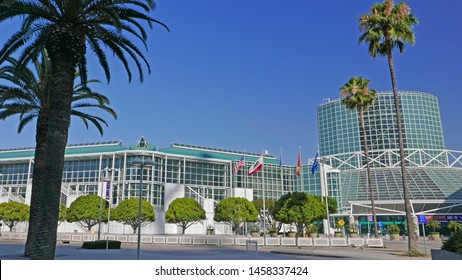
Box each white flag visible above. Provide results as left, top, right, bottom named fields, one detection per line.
left=249, top=155, right=263, bottom=175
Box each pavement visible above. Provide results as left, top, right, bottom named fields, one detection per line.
left=0, top=239, right=443, bottom=260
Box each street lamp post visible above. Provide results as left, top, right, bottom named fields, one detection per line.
left=97, top=167, right=108, bottom=241
left=129, top=157, right=154, bottom=260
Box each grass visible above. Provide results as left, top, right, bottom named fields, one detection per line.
left=401, top=249, right=426, bottom=257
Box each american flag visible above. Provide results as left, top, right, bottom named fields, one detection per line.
left=234, top=155, right=245, bottom=174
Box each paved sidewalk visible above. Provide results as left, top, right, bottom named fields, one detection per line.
left=0, top=239, right=442, bottom=260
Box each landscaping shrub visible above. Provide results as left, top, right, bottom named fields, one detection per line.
left=82, top=240, right=121, bottom=249
left=442, top=232, right=462, bottom=254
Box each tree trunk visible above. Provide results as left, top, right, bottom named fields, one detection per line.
left=387, top=52, right=417, bottom=251
left=359, top=108, right=379, bottom=238
left=24, top=112, right=48, bottom=257
left=29, top=52, right=75, bottom=260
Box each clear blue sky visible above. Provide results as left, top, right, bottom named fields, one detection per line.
left=1, top=0, right=462, bottom=165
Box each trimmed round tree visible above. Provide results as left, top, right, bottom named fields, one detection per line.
left=165, top=197, right=206, bottom=234
left=0, top=201, right=30, bottom=231
left=214, top=197, right=258, bottom=235
left=111, top=198, right=155, bottom=234
left=273, top=192, right=326, bottom=235
left=66, top=195, right=107, bottom=232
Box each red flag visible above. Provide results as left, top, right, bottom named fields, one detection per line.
left=296, top=153, right=301, bottom=176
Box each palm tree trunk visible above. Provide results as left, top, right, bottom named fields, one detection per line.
left=29, top=52, right=75, bottom=260
left=387, top=52, right=417, bottom=251
left=24, top=112, right=48, bottom=257
left=359, top=108, right=379, bottom=238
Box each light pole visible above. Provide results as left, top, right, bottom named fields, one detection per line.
left=129, top=157, right=154, bottom=260
left=319, top=156, right=331, bottom=244
left=97, top=167, right=108, bottom=241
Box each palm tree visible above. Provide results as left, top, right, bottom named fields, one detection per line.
left=0, top=52, right=117, bottom=257
left=447, top=221, right=462, bottom=233
left=0, top=0, right=167, bottom=259
left=340, top=76, right=378, bottom=237
left=359, top=0, right=418, bottom=251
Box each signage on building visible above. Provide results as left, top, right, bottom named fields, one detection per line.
left=417, top=215, right=462, bottom=223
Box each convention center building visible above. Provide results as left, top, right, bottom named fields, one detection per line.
left=0, top=91, right=461, bottom=235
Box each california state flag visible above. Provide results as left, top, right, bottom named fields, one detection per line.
left=249, top=155, right=263, bottom=175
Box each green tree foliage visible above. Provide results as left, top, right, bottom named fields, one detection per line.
left=165, top=197, right=206, bottom=234
left=273, top=192, right=326, bottom=234
left=66, top=195, right=108, bottom=232
left=442, top=231, right=462, bottom=254
left=214, top=197, right=258, bottom=234
left=111, top=198, right=155, bottom=234
left=340, top=76, right=379, bottom=237
left=58, top=203, right=67, bottom=225
left=0, top=201, right=30, bottom=231
left=359, top=0, right=418, bottom=251
left=314, top=196, right=338, bottom=215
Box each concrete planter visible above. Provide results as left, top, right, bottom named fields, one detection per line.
left=429, top=233, right=440, bottom=241
left=309, top=233, right=318, bottom=238
left=431, top=249, right=462, bottom=260
left=390, top=233, right=400, bottom=240
left=349, top=232, right=359, bottom=238
left=251, top=232, right=260, bottom=237
left=287, top=232, right=296, bottom=238
left=334, top=232, right=343, bottom=237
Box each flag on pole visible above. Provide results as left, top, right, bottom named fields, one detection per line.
left=279, top=152, right=283, bottom=179
left=234, top=155, right=245, bottom=174
left=311, top=152, right=319, bottom=174
left=296, top=153, right=301, bottom=176
left=249, top=155, right=264, bottom=175
left=105, top=181, right=111, bottom=200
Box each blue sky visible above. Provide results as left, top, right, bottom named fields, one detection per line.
left=1, top=0, right=462, bottom=165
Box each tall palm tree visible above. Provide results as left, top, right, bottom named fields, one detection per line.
left=0, top=52, right=117, bottom=257
left=0, top=0, right=167, bottom=259
left=340, top=76, right=378, bottom=238
left=359, top=0, right=418, bottom=251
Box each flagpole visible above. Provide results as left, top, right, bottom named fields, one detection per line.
left=262, top=154, right=266, bottom=240
left=299, top=145, right=303, bottom=192
left=280, top=147, right=284, bottom=192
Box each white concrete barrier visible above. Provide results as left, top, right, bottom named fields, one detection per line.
left=348, top=238, right=365, bottom=247
left=281, top=238, right=296, bottom=246
left=141, top=236, right=152, bottom=244
left=179, top=237, right=192, bottom=244
left=1, top=233, right=11, bottom=240
left=221, top=238, right=234, bottom=245
left=366, top=238, right=384, bottom=248
left=265, top=237, right=280, bottom=246
left=331, top=238, right=348, bottom=247
left=193, top=237, right=206, bottom=245
left=82, top=235, right=93, bottom=242
left=297, top=238, right=313, bottom=247
left=313, top=238, right=330, bottom=247
left=206, top=237, right=220, bottom=245
left=71, top=235, right=82, bottom=242
left=116, top=235, right=128, bottom=243
left=235, top=237, right=248, bottom=246
left=153, top=236, right=166, bottom=244
left=166, top=236, right=178, bottom=244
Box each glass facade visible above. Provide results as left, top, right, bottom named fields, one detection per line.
left=317, top=91, right=462, bottom=214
